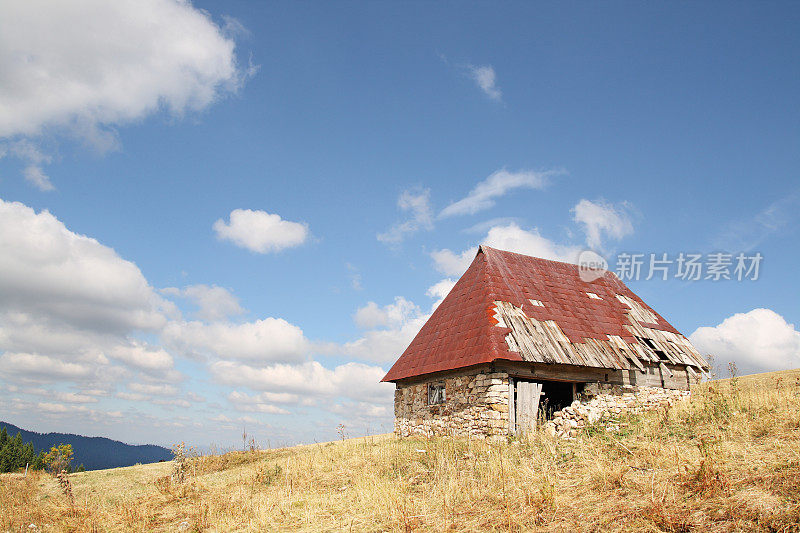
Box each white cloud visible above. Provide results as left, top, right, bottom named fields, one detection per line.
left=342, top=321, right=425, bottom=364
left=0, top=0, right=244, bottom=140
left=128, top=382, right=179, bottom=397
left=344, top=286, right=455, bottom=365
left=37, top=402, right=88, bottom=414
left=0, top=0, right=251, bottom=189
left=108, top=342, right=174, bottom=372
left=467, top=65, right=502, bottom=101
left=353, top=297, right=420, bottom=330
left=228, top=391, right=291, bottom=414
left=153, top=398, right=191, bottom=409
left=0, top=198, right=171, bottom=334
left=440, top=169, right=555, bottom=218
left=426, top=278, right=456, bottom=309
left=230, top=390, right=301, bottom=405
left=187, top=391, right=206, bottom=403
left=163, top=284, right=244, bottom=322
left=572, top=199, right=634, bottom=251
left=484, top=223, right=581, bottom=263
left=116, top=392, right=147, bottom=402
left=431, top=247, right=478, bottom=277
left=53, top=391, right=98, bottom=404
left=432, top=222, right=581, bottom=277
left=211, top=361, right=393, bottom=404
left=327, top=400, right=390, bottom=419
left=0, top=197, right=185, bottom=394
left=0, top=352, right=95, bottom=381
left=213, top=209, right=309, bottom=253
left=22, top=389, right=99, bottom=404
left=163, top=318, right=310, bottom=363
left=2, top=140, right=56, bottom=191
left=689, top=308, right=800, bottom=375
left=344, top=297, right=428, bottom=364
left=23, top=165, right=55, bottom=192
left=377, top=188, right=434, bottom=244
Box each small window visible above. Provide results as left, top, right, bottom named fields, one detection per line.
left=428, top=382, right=446, bottom=405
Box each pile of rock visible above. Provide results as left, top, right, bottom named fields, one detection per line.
left=543, top=385, right=689, bottom=439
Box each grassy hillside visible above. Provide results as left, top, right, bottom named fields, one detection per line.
left=2, top=368, right=799, bottom=532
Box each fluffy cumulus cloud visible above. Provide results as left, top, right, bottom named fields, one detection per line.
left=432, top=222, right=582, bottom=277
left=0, top=196, right=393, bottom=443
left=377, top=188, right=434, bottom=244
left=0, top=0, right=244, bottom=138
left=0, top=198, right=181, bottom=387
left=162, top=284, right=244, bottom=322
left=0, top=199, right=171, bottom=333
left=213, top=209, right=310, bottom=253
left=344, top=298, right=429, bottom=364
left=431, top=248, right=478, bottom=277
left=228, top=391, right=292, bottom=414
left=440, top=169, right=556, bottom=218
left=467, top=65, right=502, bottom=101
left=353, top=297, right=419, bottom=330
left=690, top=309, right=800, bottom=375
left=342, top=279, right=455, bottom=365
left=572, top=199, right=634, bottom=251
left=0, top=352, right=97, bottom=382
left=211, top=361, right=393, bottom=404
left=163, top=318, right=310, bottom=363
left=108, top=342, right=174, bottom=372
left=485, top=223, right=582, bottom=262
left=0, top=196, right=188, bottom=414
left=0, top=0, right=251, bottom=188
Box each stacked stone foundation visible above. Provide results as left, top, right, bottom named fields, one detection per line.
left=393, top=371, right=509, bottom=441
left=394, top=370, right=692, bottom=441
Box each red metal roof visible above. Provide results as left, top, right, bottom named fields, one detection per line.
left=382, top=246, right=685, bottom=382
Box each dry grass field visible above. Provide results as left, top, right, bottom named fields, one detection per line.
left=2, top=368, right=799, bottom=532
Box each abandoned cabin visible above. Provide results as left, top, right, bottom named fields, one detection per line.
left=382, top=246, right=709, bottom=439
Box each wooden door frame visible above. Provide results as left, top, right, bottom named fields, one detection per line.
left=508, top=377, right=582, bottom=435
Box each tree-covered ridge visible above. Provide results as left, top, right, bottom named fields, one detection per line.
left=0, top=423, right=171, bottom=471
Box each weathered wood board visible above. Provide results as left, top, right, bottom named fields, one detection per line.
left=516, top=381, right=542, bottom=435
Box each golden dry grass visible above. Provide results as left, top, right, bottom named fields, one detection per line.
left=2, top=368, right=799, bottom=532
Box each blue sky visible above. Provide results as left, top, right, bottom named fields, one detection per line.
left=0, top=1, right=798, bottom=447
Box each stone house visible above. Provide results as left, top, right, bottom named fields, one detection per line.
left=382, top=246, right=709, bottom=439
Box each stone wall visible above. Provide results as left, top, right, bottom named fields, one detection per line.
left=394, top=371, right=509, bottom=441
left=394, top=371, right=692, bottom=441
left=543, top=383, right=690, bottom=438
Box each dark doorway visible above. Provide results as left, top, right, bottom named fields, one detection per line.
left=510, top=379, right=586, bottom=435
left=538, top=380, right=579, bottom=419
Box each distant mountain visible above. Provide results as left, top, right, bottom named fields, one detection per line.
left=0, top=421, right=171, bottom=471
